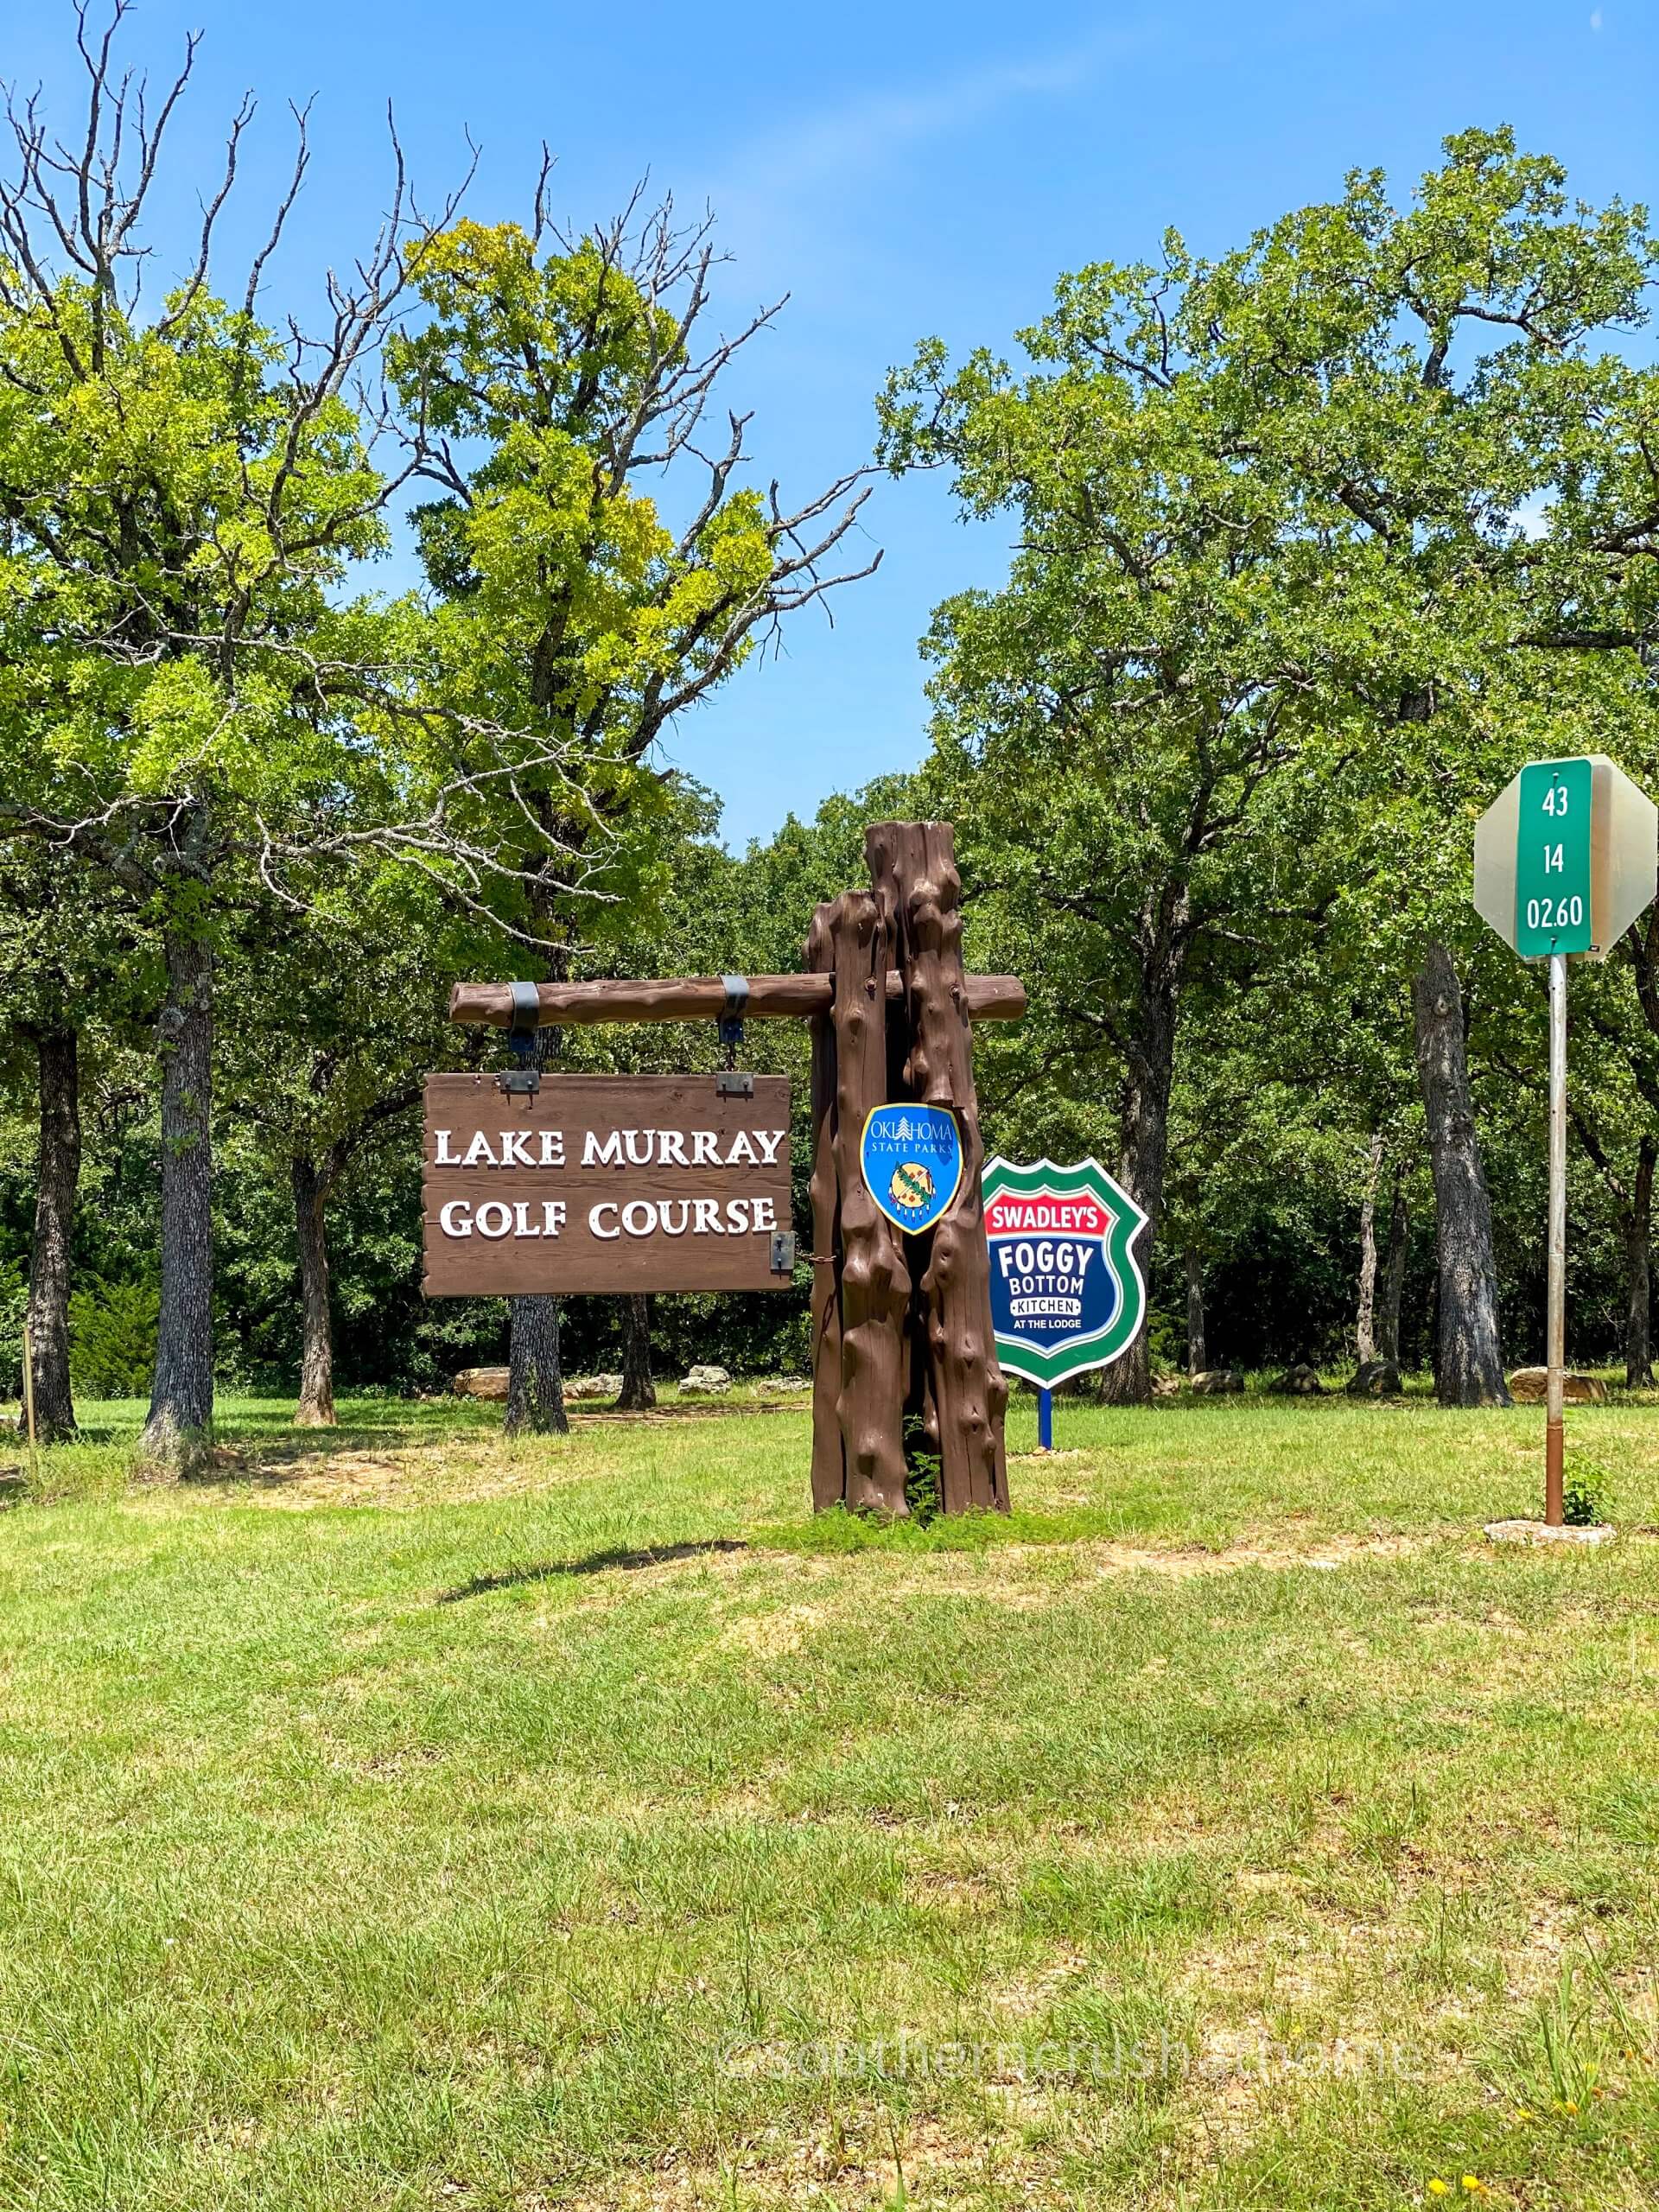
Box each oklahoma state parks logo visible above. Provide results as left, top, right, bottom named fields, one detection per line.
left=861, top=1105, right=963, bottom=1234
left=981, top=1155, right=1148, bottom=1386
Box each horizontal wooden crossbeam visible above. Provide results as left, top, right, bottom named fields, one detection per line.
left=449, top=974, right=1027, bottom=1029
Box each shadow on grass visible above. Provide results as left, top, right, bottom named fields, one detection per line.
left=439, top=1537, right=747, bottom=1602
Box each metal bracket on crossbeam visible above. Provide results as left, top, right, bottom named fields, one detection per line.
left=770, top=1230, right=797, bottom=1275
left=715, top=974, right=753, bottom=1095
left=498, top=980, right=543, bottom=1096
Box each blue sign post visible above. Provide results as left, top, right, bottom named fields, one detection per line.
left=981, top=1155, right=1149, bottom=1450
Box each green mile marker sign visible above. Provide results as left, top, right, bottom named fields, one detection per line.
left=1514, top=757, right=1592, bottom=957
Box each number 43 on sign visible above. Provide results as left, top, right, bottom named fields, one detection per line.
left=1473, top=753, right=1657, bottom=1531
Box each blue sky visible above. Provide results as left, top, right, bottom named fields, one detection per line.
left=8, top=1, right=1656, bottom=845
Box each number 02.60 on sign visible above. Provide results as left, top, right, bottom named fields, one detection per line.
left=1515, top=758, right=1592, bottom=957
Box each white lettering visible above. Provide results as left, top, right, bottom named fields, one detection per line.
left=499, top=1129, right=535, bottom=1168
left=753, top=1196, right=778, bottom=1231
left=590, top=1202, right=620, bottom=1238
left=727, top=1130, right=759, bottom=1166
left=727, top=1198, right=751, bottom=1233
left=624, top=1129, right=654, bottom=1166
left=622, top=1198, right=656, bottom=1236
left=538, top=1128, right=565, bottom=1166
left=543, top=1201, right=566, bottom=1237
left=693, top=1198, right=721, bottom=1234
left=440, top=1199, right=472, bottom=1237
left=658, top=1129, right=689, bottom=1166
left=584, top=1130, right=625, bottom=1167
left=435, top=1128, right=460, bottom=1166
left=755, top=1129, right=785, bottom=1164
left=691, top=1131, right=720, bottom=1165
left=512, top=1200, right=538, bottom=1237
left=463, top=1129, right=498, bottom=1168
left=658, top=1199, right=690, bottom=1235
left=474, top=1201, right=512, bottom=1239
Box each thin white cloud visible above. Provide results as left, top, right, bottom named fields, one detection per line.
left=720, top=24, right=1142, bottom=207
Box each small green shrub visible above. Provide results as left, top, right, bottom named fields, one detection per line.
left=68, top=1280, right=161, bottom=1398
left=1561, top=1452, right=1609, bottom=1529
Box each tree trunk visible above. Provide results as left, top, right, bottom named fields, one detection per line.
left=1103, top=957, right=1179, bottom=1405
left=1624, top=1134, right=1655, bottom=1389
left=1378, top=1170, right=1409, bottom=1368
left=1413, top=944, right=1510, bottom=1407
left=1356, top=1133, right=1383, bottom=1364
left=506, top=1294, right=568, bottom=1435
left=617, top=1294, right=656, bottom=1410
left=1185, top=1248, right=1205, bottom=1378
left=291, top=1154, right=336, bottom=1427
left=143, top=927, right=216, bottom=1462
left=25, top=1028, right=80, bottom=1442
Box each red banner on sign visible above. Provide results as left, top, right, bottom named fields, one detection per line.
left=982, top=1192, right=1111, bottom=1240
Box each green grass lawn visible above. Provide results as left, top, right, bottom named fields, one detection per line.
left=3, top=1390, right=1657, bottom=2209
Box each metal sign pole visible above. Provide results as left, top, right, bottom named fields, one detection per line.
left=1546, top=952, right=1567, bottom=1526
left=1037, top=1387, right=1053, bottom=1452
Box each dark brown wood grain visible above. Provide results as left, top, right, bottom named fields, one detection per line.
left=448, top=973, right=1027, bottom=1028
left=828, top=893, right=912, bottom=1516
left=805, top=901, right=846, bottom=1511
left=422, top=1074, right=792, bottom=1296
left=868, top=822, right=1009, bottom=1514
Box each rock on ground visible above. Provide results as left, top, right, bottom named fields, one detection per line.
left=1507, top=1367, right=1607, bottom=1404
left=1271, top=1363, right=1324, bottom=1395
left=679, top=1364, right=733, bottom=1396
left=453, top=1366, right=510, bottom=1401
left=1191, top=1368, right=1245, bottom=1395
left=564, top=1374, right=624, bottom=1402
left=1345, top=1360, right=1402, bottom=1397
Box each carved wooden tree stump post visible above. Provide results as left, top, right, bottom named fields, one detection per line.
left=823, top=889, right=912, bottom=1514
left=868, top=822, right=1009, bottom=1515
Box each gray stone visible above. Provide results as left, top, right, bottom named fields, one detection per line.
left=1272, top=1363, right=1325, bottom=1395
left=564, top=1373, right=624, bottom=1402
left=1191, top=1368, right=1245, bottom=1395
left=679, top=1363, right=733, bottom=1396
left=1345, top=1360, right=1403, bottom=1397
left=762, top=1376, right=810, bottom=1394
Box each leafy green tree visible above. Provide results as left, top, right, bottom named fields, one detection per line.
left=880, top=127, right=1657, bottom=1404
left=0, top=848, right=144, bottom=1436
left=390, top=188, right=881, bottom=1429
left=0, top=12, right=614, bottom=1459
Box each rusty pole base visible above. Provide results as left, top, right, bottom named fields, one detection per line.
left=1545, top=1414, right=1566, bottom=1528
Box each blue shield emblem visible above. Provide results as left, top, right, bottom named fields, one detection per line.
left=861, top=1105, right=963, bottom=1235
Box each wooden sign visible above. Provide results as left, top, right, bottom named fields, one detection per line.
left=423, top=1074, right=792, bottom=1296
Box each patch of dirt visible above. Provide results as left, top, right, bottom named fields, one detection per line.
left=718, top=1605, right=825, bottom=1660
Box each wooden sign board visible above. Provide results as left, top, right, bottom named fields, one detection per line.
left=423, top=1073, right=792, bottom=1296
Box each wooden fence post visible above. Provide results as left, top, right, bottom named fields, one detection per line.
left=867, top=822, right=1009, bottom=1514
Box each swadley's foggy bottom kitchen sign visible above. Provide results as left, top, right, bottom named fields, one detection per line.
left=423, top=1074, right=791, bottom=1295
left=982, top=1155, right=1149, bottom=1386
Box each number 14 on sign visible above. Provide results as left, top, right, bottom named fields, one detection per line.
left=1474, top=754, right=1657, bottom=1527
